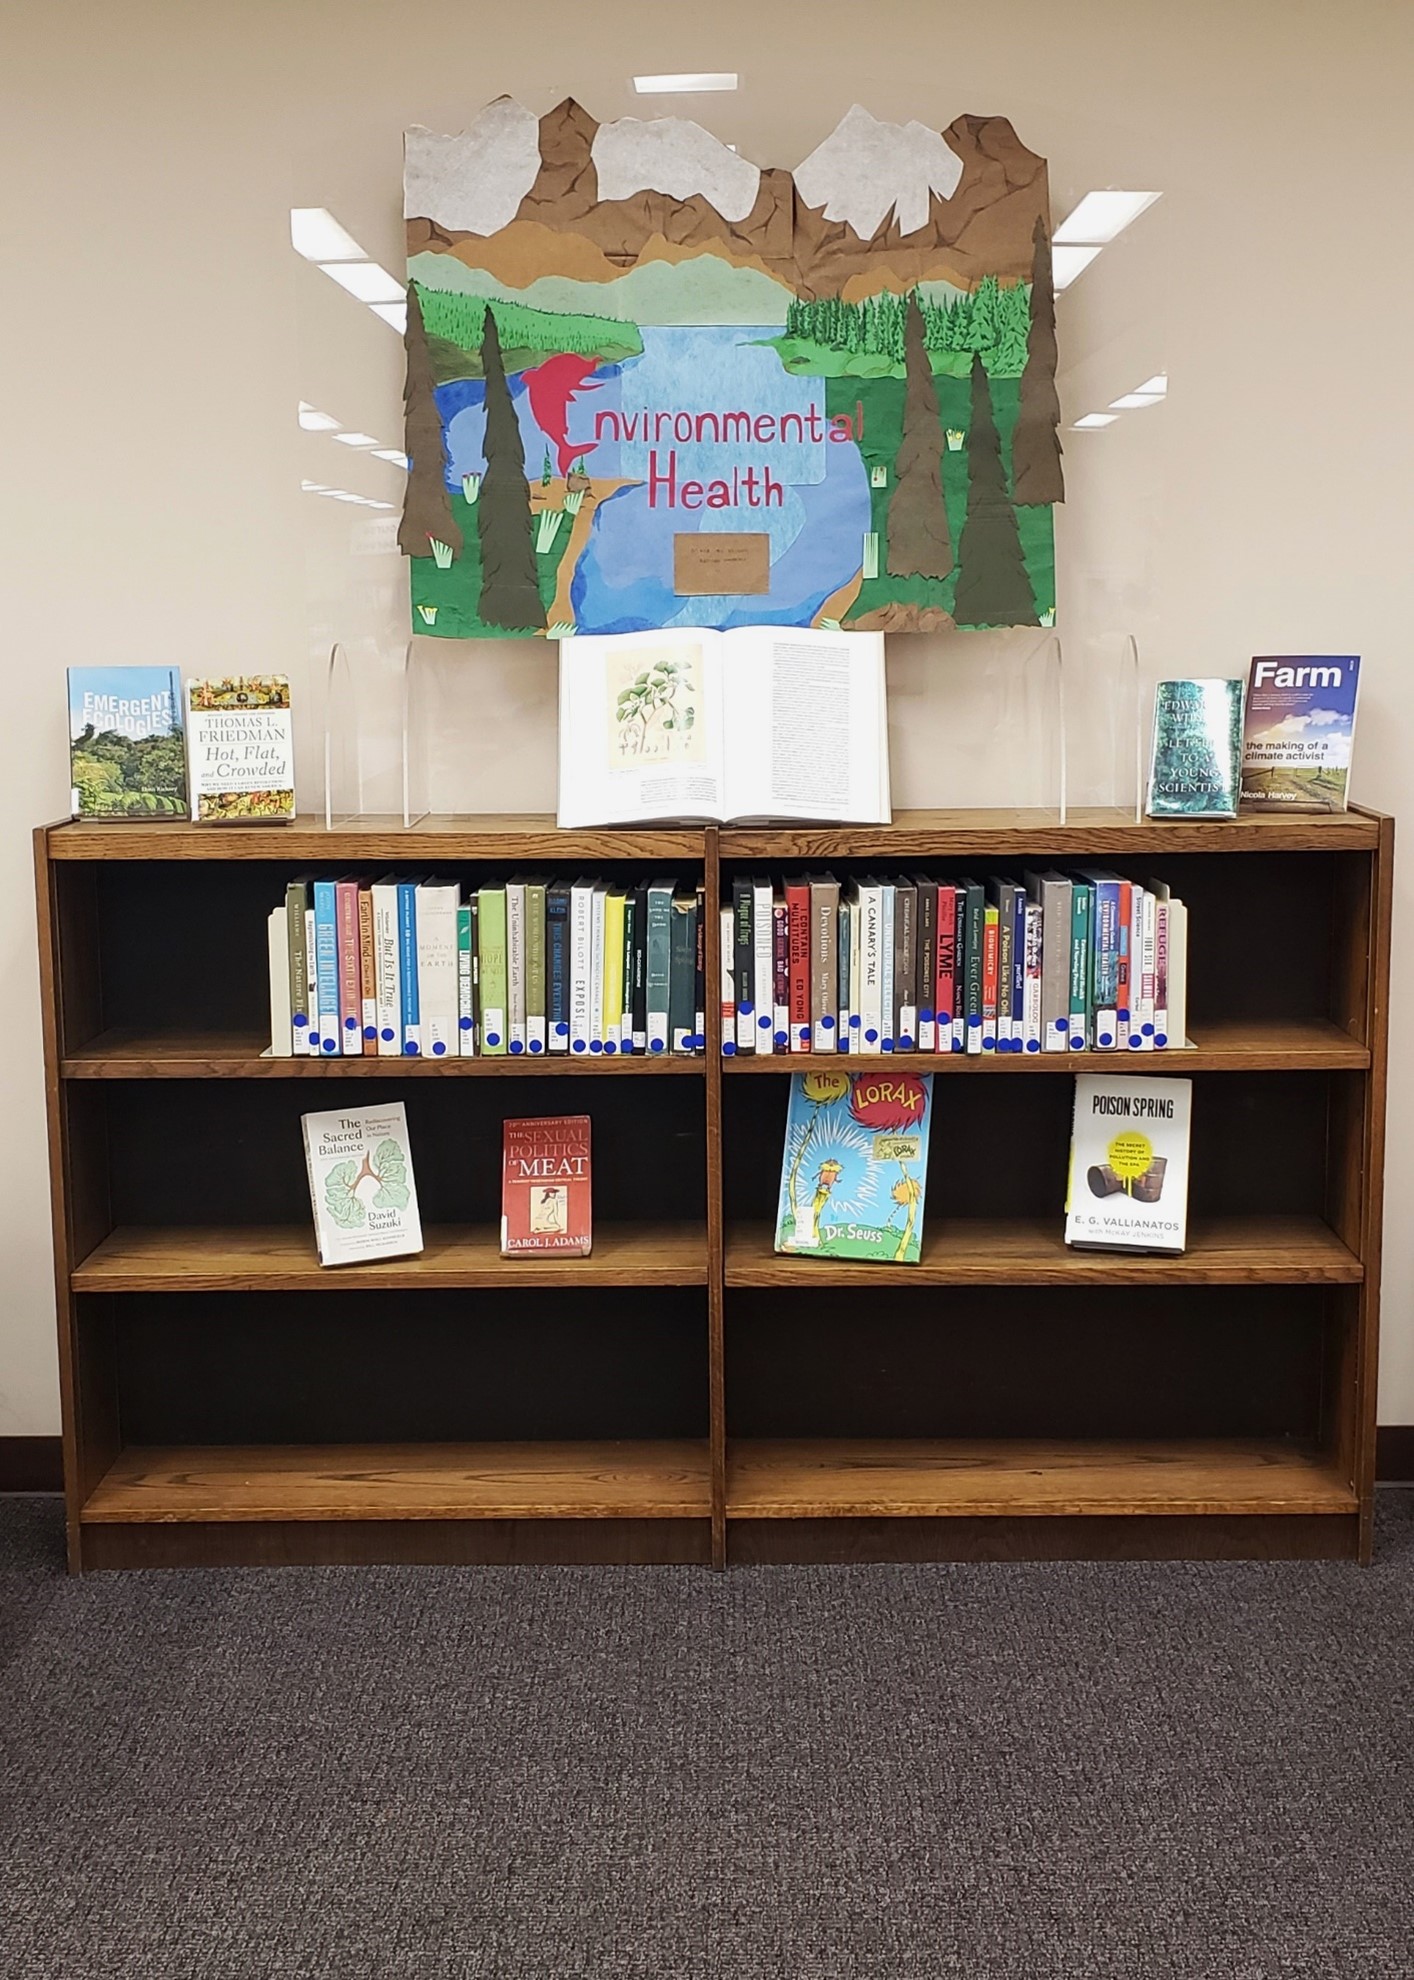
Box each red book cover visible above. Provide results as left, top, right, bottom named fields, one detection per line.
left=335, top=879, right=364, bottom=1056
left=982, top=909, right=999, bottom=1038
left=936, top=884, right=958, bottom=1045
left=501, top=1115, right=592, bottom=1255
left=785, top=879, right=811, bottom=1051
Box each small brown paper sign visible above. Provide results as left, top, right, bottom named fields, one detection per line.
left=673, top=532, right=771, bottom=596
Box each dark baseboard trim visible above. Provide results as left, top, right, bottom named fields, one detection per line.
left=4, top=1432, right=1414, bottom=1498
left=0, top=1436, right=63, bottom=1492
left=1377, top=1426, right=1414, bottom=1483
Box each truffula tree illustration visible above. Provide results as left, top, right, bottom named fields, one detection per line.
left=1011, top=217, right=1065, bottom=506
left=477, top=308, right=543, bottom=631
left=397, top=284, right=461, bottom=564
left=953, top=352, right=1039, bottom=628
left=886, top=296, right=953, bottom=580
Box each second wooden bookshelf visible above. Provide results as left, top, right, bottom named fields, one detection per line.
left=37, top=807, right=1390, bottom=1571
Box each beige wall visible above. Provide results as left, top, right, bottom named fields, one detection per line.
left=6, top=1, right=1413, bottom=1431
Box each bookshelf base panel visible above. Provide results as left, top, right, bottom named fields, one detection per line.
left=77, top=1517, right=712, bottom=1572
left=726, top=1514, right=1361, bottom=1565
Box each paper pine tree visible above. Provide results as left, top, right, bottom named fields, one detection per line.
left=886, top=297, right=953, bottom=580
left=953, top=353, right=1038, bottom=628
left=398, top=284, right=462, bottom=564
left=1011, top=218, right=1065, bottom=507
left=477, top=308, right=544, bottom=632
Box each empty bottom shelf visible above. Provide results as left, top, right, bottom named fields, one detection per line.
left=726, top=1438, right=1357, bottom=1520
left=83, top=1440, right=712, bottom=1523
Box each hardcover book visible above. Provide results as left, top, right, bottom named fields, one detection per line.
left=186, top=674, right=296, bottom=822
left=68, top=666, right=187, bottom=819
left=301, top=1102, right=423, bottom=1266
left=774, top=1069, right=933, bottom=1265
left=1240, top=655, right=1360, bottom=813
left=1146, top=678, right=1244, bottom=819
left=1065, top=1074, right=1191, bottom=1254
left=501, top=1115, right=592, bottom=1256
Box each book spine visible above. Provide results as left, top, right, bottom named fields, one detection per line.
left=569, top=884, right=592, bottom=1054
left=589, top=887, right=606, bottom=1052
left=396, top=881, right=420, bottom=1055
left=621, top=890, right=637, bottom=1051
left=916, top=882, right=937, bottom=1052
left=457, top=905, right=476, bottom=1056
left=371, top=883, right=401, bottom=1057
left=285, top=883, right=312, bottom=1055
left=838, top=899, right=852, bottom=1052
left=751, top=877, right=774, bottom=1054
left=313, top=880, right=340, bottom=1058
left=546, top=889, right=570, bottom=1053
left=506, top=884, right=526, bottom=1053
left=810, top=879, right=840, bottom=1051
left=895, top=884, right=917, bottom=1049
left=1090, top=881, right=1119, bottom=1050
left=525, top=882, right=547, bottom=1055
left=772, top=895, right=790, bottom=1051
left=848, top=891, right=862, bottom=1053
left=629, top=884, right=649, bottom=1053
left=477, top=888, right=507, bottom=1056
left=859, top=883, right=883, bottom=1054
left=1068, top=883, right=1092, bottom=1052
left=357, top=887, right=378, bottom=1047
left=694, top=884, right=706, bottom=1049
left=879, top=885, right=895, bottom=1050
left=645, top=885, right=672, bottom=1054
left=422, top=887, right=461, bottom=1060
left=1154, top=897, right=1170, bottom=1049
left=1011, top=889, right=1027, bottom=1052
left=1139, top=888, right=1157, bottom=1050
left=1023, top=900, right=1043, bottom=1052
left=786, top=880, right=811, bottom=1052
left=669, top=896, right=696, bottom=1053
left=719, top=904, right=736, bottom=1051
left=305, top=908, right=320, bottom=1056
left=981, top=904, right=999, bottom=1052
left=963, top=884, right=984, bottom=1054
left=1038, top=879, right=1071, bottom=1052
left=732, top=878, right=754, bottom=1053
left=267, top=909, right=292, bottom=1057
left=1115, top=880, right=1133, bottom=1048
left=335, top=882, right=363, bottom=1056
left=935, top=885, right=958, bottom=1053
left=993, top=886, right=1013, bottom=1051
left=602, top=891, right=625, bottom=1057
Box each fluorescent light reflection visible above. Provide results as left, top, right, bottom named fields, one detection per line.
left=319, top=262, right=406, bottom=305
left=373, top=449, right=410, bottom=469
left=290, top=207, right=366, bottom=260
left=333, top=431, right=379, bottom=448
left=1051, top=243, right=1102, bottom=290
left=1072, top=413, right=1119, bottom=429
left=1109, top=392, right=1164, bottom=410
left=369, top=302, right=408, bottom=333
left=298, top=402, right=340, bottom=431
left=633, top=72, right=738, bottom=93
left=1054, top=190, right=1160, bottom=245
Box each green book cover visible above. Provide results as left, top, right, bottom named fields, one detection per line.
left=68, top=665, right=187, bottom=818
left=775, top=1070, right=933, bottom=1265
left=1069, top=882, right=1092, bottom=1047
left=477, top=887, right=508, bottom=1055
left=1147, top=678, right=1244, bottom=818
left=524, top=877, right=547, bottom=1052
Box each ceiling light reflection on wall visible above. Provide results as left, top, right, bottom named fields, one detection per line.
left=1072, top=413, right=1119, bottom=429
left=1109, top=392, right=1163, bottom=410
left=290, top=208, right=366, bottom=261
left=1051, top=244, right=1102, bottom=290
left=298, top=402, right=340, bottom=431
left=369, top=302, right=408, bottom=333
left=373, top=449, right=410, bottom=468
left=633, top=72, right=738, bottom=93
left=320, top=262, right=407, bottom=305
left=1053, top=190, right=1160, bottom=245
left=1132, top=374, right=1168, bottom=397
left=333, top=431, right=379, bottom=448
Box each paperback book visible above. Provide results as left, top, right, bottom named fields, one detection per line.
left=187, top=675, right=296, bottom=822
left=774, top=1069, right=933, bottom=1265
left=1146, top=679, right=1244, bottom=819
left=68, top=666, right=187, bottom=819
left=501, top=1115, right=593, bottom=1255
left=301, top=1102, right=423, bottom=1266
left=1240, top=655, right=1360, bottom=813
left=1064, top=1074, right=1191, bottom=1254
left=558, top=626, right=889, bottom=828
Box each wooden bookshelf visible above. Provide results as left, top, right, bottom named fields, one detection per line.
left=37, top=806, right=1391, bottom=1571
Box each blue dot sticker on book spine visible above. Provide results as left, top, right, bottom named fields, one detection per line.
left=822, top=1015, right=835, bottom=1031
left=650, top=1039, right=665, bottom=1053
left=1026, top=1038, right=1040, bottom=1052
left=324, top=1037, right=340, bottom=1053
left=509, top=1040, right=524, bottom=1055
left=555, top=1021, right=569, bottom=1036
left=344, top=1015, right=357, bottom=1030
left=1142, top=1022, right=1154, bottom=1036
left=951, top=1038, right=964, bottom=1053
left=1054, top=1017, right=1068, bottom=1033
left=758, top=1013, right=771, bottom=1029
left=739, top=1001, right=753, bottom=1017
left=882, top=1038, right=893, bottom=1052
left=798, top=1024, right=811, bottom=1041
left=774, top=1031, right=787, bottom=1049
left=364, top=1025, right=377, bottom=1041
left=899, top=1035, right=914, bottom=1051
left=404, top=1041, right=419, bottom=1056
left=604, top=1040, right=616, bottom=1054
left=864, top=1028, right=878, bottom=1043
left=938, top=1011, right=951, bottom=1028
left=982, top=1037, right=994, bottom=1051
left=1129, top=1036, right=1143, bottom=1049
left=1069, top=1036, right=1085, bottom=1050
left=1098, top=1030, right=1113, bottom=1047
left=968, top=1015, right=982, bottom=1028
left=849, top=1014, right=860, bottom=1028
left=920, top=1008, right=933, bottom=1024
left=486, top=1033, right=501, bottom=1049
left=459, top=1016, right=472, bottom=1032
left=722, top=1040, right=736, bottom=1055
left=530, top=1039, right=543, bottom=1053
left=293, top=1013, right=307, bottom=1029
left=589, top=1040, right=602, bottom=1053
left=1155, top=1032, right=1168, bottom=1047
left=380, top=1026, right=395, bottom=1043
left=432, top=1040, right=446, bottom=1056
left=571, top=1038, right=584, bottom=1052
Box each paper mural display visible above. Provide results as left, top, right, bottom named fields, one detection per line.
left=400, top=99, right=1062, bottom=638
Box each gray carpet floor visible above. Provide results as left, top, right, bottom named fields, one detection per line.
left=3, top=1494, right=1413, bottom=1979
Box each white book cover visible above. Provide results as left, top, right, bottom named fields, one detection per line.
left=858, top=880, right=883, bottom=1054
left=302, top=1102, right=423, bottom=1266
left=1065, top=1075, right=1191, bottom=1254
left=879, top=885, right=895, bottom=1050
left=752, top=876, right=774, bottom=1055
left=186, top=676, right=295, bottom=823
left=569, top=879, right=594, bottom=1052
left=267, top=908, right=293, bottom=1057
left=303, top=907, right=320, bottom=1055
left=1023, top=901, right=1043, bottom=1053
left=848, top=892, right=863, bottom=1053
left=1166, top=901, right=1189, bottom=1048
left=719, top=904, right=734, bottom=1047
left=370, top=881, right=402, bottom=1057
left=416, top=881, right=461, bottom=1060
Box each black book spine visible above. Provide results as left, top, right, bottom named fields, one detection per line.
left=630, top=881, right=649, bottom=1052
left=732, top=875, right=754, bottom=1053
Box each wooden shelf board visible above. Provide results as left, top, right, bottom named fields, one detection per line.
left=82, top=1440, right=712, bottom=1523
left=46, top=814, right=707, bottom=862
left=63, top=1030, right=705, bottom=1078
left=73, top=1221, right=707, bottom=1293
left=720, top=807, right=1383, bottom=859
left=726, top=1438, right=1357, bottom=1520
left=725, top=1215, right=1361, bottom=1287
left=721, top=1018, right=1369, bottom=1074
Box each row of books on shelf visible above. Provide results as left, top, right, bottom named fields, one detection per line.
left=306, top=1070, right=1192, bottom=1270
left=723, top=870, right=1188, bottom=1057
left=269, top=876, right=708, bottom=1060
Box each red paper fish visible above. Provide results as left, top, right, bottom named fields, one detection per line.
left=523, top=354, right=601, bottom=477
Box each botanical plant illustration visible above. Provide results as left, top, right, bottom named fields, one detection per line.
left=324, top=1139, right=411, bottom=1228
left=614, top=656, right=697, bottom=760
